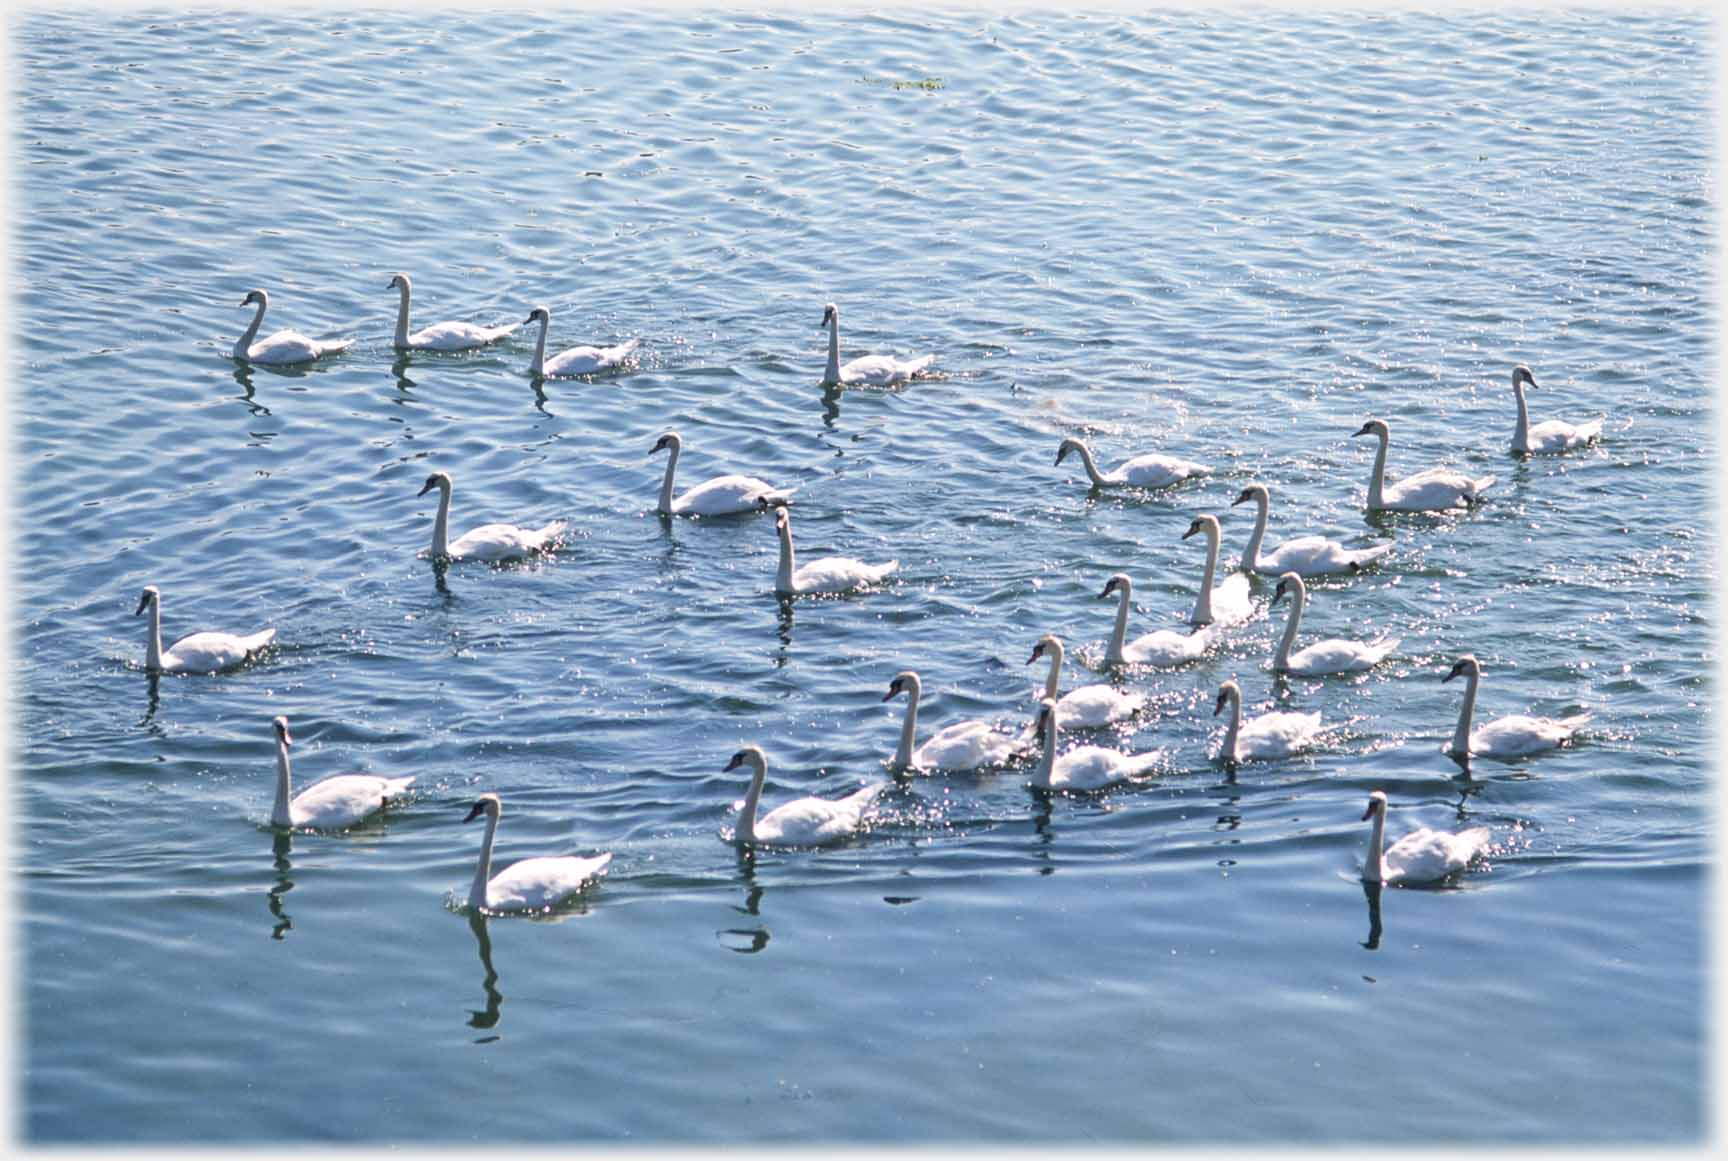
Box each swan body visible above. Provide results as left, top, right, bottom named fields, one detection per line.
left=1443, top=654, right=1590, bottom=758
left=388, top=273, right=518, bottom=351
left=769, top=503, right=897, bottom=595
left=231, top=289, right=353, bottom=365
left=417, top=471, right=565, bottom=563
left=1181, top=514, right=1253, bottom=626
left=820, top=302, right=934, bottom=386
left=524, top=306, right=639, bottom=376
left=651, top=431, right=794, bottom=517
left=725, top=745, right=886, bottom=846
left=1361, top=790, right=1490, bottom=885
left=1270, top=572, right=1398, bottom=676
left=463, top=793, right=611, bottom=913
left=1353, top=418, right=1496, bottom=511
left=269, top=716, right=414, bottom=829
left=1231, top=484, right=1393, bottom=576
left=1098, top=573, right=1212, bottom=666
left=1054, top=437, right=1210, bottom=490
left=1213, top=679, right=1321, bottom=763
left=1507, top=364, right=1604, bottom=455
left=1031, top=698, right=1163, bottom=791
left=1029, top=633, right=1145, bottom=728
left=885, top=671, right=1024, bottom=772
left=135, top=585, right=275, bottom=674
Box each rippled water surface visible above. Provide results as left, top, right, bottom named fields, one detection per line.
left=15, top=8, right=1711, bottom=1144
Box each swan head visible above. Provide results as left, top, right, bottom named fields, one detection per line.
left=650, top=431, right=681, bottom=456
left=820, top=303, right=838, bottom=327
left=768, top=502, right=791, bottom=531
left=1181, top=514, right=1220, bottom=541
left=525, top=305, right=551, bottom=326
left=723, top=745, right=767, bottom=774
left=883, top=671, right=921, bottom=702
left=1231, top=483, right=1267, bottom=507
left=1362, top=790, right=1389, bottom=821
left=1213, top=680, right=1241, bottom=716
left=1512, top=364, right=1538, bottom=389
left=463, top=793, right=501, bottom=823
left=1270, top=571, right=1305, bottom=606
left=1352, top=418, right=1389, bottom=440
left=1054, top=438, right=1085, bottom=467
left=416, top=471, right=452, bottom=497
left=134, top=585, right=160, bottom=616
left=1098, top=573, right=1131, bottom=600
left=272, top=715, right=293, bottom=747
left=1026, top=634, right=1062, bottom=665
left=387, top=273, right=410, bottom=292
left=240, top=289, right=268, bottom=309
left=1443, top=655, right=1481, bottom=683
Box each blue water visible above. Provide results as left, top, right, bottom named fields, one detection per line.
left=15, top=8, right=1709, bottom=1145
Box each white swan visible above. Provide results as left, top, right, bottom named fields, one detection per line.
left=1361, top=790, right=1491, bottom=885
left=463, top=793, right=612, bottom=914
left=269, top=716, right=415, bottom=829
left=819, top=302, right=934, bottom=387
left=884, top=670, right=1024, bottom=772
left=768, top=503, right=897, bottom=595
left=1353, top=418, right=1496, bottom=512
left=1030, top=698, right=1164, bottom=791
left=1098, top=574, right=1212, bottom=667
left=523, top=306, right=639, bottom=377
left=135, top=585, right=275, bottom=674
left=388, top=273, right=519, bottom=352
left=1443, top=654, right=1590, bottom=758
left=724, top=745, right=886, bottom=846
left=1507, top=364, right=1604, bottom=455
left=1181, top=514, right=1254, bottom=626
left=231, top=289, right=353, bottom=365
left=651, top=431, right=794, bottom=517
left=416, top=471, right=566, bottom=562
left=1231, top=483, right=1393, bottom=576
left=1054, top=437, right=1210, bottom=491
left=1213, top=679, right=1321, bottom=764
left=1028, top=633, right=1145, bottom=728
left=1270, top=572, right=1399, bottom=676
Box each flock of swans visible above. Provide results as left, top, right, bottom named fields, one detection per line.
left=144, top=284, right=1605, bottom=912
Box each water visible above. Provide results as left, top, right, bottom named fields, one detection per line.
left=15, top=8, right=1709, bottom=1145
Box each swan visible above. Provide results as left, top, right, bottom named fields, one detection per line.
left=1443, top=654, right=1590, bottom=758
left=1054, top=437, right=1210, bottom=491
left=767, top=502, right=897, bottom=595
left=1181, top=514, right=1254, bottom=626
left=1098, top=573, right=1212, bottom=667
left=1269, top=572, right=1399, bottom=676
left=1030, top=697, right=1164, bottom=791
left=416, top=471, right=566, bottom=562
left=651, top=431, right=794, bottom=517
left=463, top=793, right=612, bottom=914
left=388, top=273, right=519, bottom=351
left=523, top=306, right=639, bottom=377
left=1361, top=790, right=1491, bottom=885
left=724, top=745, right=887, bottom=846
left=1230, top=483, right=1393, bottom=576
left=269, top=716, right=415, bottom=829
left=1353, top=418, right=1496, bottom=512
left=1028, top=633, right=1145, bottom=727
left=231, top=289, right=353, bottom=365
left=819, top=302, right=934, bottom=386
left=1213, top=679, right=1321, bottom=764
left=884, top=670, right=1025, bottom=772
left=135, top=585, right=275, bottom=674
left=1507, top=364, right=1604, bottom=455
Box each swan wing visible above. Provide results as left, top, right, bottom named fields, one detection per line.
left=1528, top=417, right=1603, bottom=453
left=544, top=338, right=640, bottom=376
left=1385, top=826, right=1490, bottom=884
left=446, top=520, right=566, bottom=562
left=915, top=721, right=1021, bottom=770
left=673, top=475, right=794, bottom=516
left=1122, top=624, right=1212, bottom=665
left=244, top=329, right=339, bottom=365
left=1262, top=536, right=1392, bottom=576
left=1051, top=745, right=1163, bottom=790
left=1208, top=572, right=1256, bottom=625
left=485, top=852, right=612, bottom=912
left=757, top=783, right=885, bottom=845
left=1113, top=454, right=1211, bottom=488
left=840, top=353, right=934, bottom=385
left=791, top=556, right=898, bottom=593
left=1470, top=712, right=1588, bottom=756
left=1236, top=711, right=1323, bottom=759
left=407, top=320, right=519, bottom=350
left=1286, top=635, right=1397, bottom=675
left=1383, top=468, right=1494, bottom=510
left=161, top=627, right=275, bottom=673
left=289, top=773, right=416, bottom=829
left=1055, top=683, right=1145, bottom=727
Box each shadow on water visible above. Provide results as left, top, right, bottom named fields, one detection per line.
left=267, top=831, right=294, bottom=941
left=1360, top=879, right=1384, bottom=950
left=467, top=913, right=504, bottom=1035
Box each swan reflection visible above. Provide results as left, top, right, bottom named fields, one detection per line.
left=467, top=913, right=504, bottom=1032
left=267, top=831, right=294, bottom=941
left=1360, top=879, right=1384, bottom=950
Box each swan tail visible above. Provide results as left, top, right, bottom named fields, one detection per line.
left=243, top=628, right=278, bottom=653
left=1352, top=543, right=1395, bottom=567
left=759, top=486, right=797, bottom=507
left=1369, top=635, right=1402, bottom=659
left=1557, top=713, right=1592, bottom=732
left=1471, top=474, right=1497, bottom=495
left=322, top=338, right=356, bottom=355
left=1123, top=748, right=1169, bottom=778
left=1577, top=416, right=1606, bottom=441
left=383, top=775, right=417, bottom=796
left=535, top=520, right=569, bottom=546
left=610, top=338, right=642, bottom=362
left=904, top=354, right=936, bottom=375
left=872, top=560, right=900, bottom=582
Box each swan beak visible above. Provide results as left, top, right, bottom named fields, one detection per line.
left=1053, top=449, right=1068, bottom=467
left=463, top=801, right=486, bottom=823
left=1442, top=665, right=1462, bottom=683
left=1362, top=802, right=1376, bottom=820
left=1213, top=693, right=1227, bottom=716
left=133, top=593, right=150, bottom=615
left=1230, top=491, right=1250, bottom=506
left=882, top=686, right=900, bottom=702
left=650, top=437, right=668, bottom=454
left=1096, top=584, right=1114, bottom=600
left=1351, top=423, right=1374, bottom=438
left=1024, top=647, right=1043, bottom=665
left=1271, top=584, right=1287, bottom=606
left=1181, top=523, right=1201, bottom=540
left=416, top=481, right=434, bottom=497
left=280, top=727, right=293, bottom=748
left=723, top=752, right=745, bottom=772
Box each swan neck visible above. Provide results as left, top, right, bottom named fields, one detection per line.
left=1042, top=644, right=1063, bottom=700
left=1449, top=671, right=1479, bottom=754
left=1512, top=382, right=1531, bottom=452
left=1191, top=526, right=1219, bottom=624
left=1106, top=589, right=1130, bottom=665
left=1365, top=807, right=1386, bottom=883
left=234, top=300, right=266, bottom=360
left=824, top=316, right=841, bottom=384
left=774, top=518, right=795, bottom=593
left=271, top=736, right=294, bottom=827
left=1221, top=690, right=1242, bottom=762
left=431, top=482, right=452, bottom=558
left=468, top=809, right=499, bottom=909
left=1242, top=493, right=1269, bottom=571
left=529, top=314, right=549, bottom=376
left=1367, top=431, right=1389, bottom=509
left=1274, top=586, right=1304, bottom=670
left=392, top=282, right=412, bottom=348
left=1076, top=443, right=1107, bottom=487
left=144, top=599, right=164, bottom=671
left=894, top=684, right=920, bottom=768
left=1033, top=705, right=1058, bottom=788
left=656, top=442, right=681, bottom=515
left=737, top=757, right=767, bottom=844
